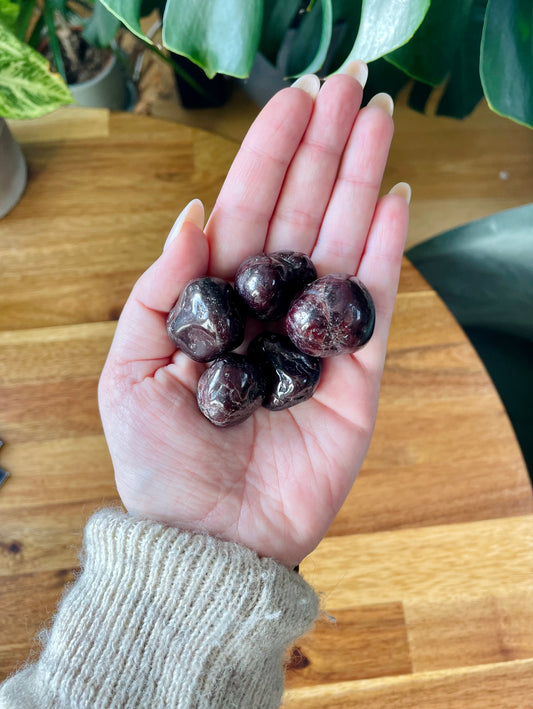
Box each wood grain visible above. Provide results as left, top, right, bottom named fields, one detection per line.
left=8, top=107, right=109, bottom=143
left=283, top=660, right=533, bottom=708
left=0, top=107, right=532, bottom=707
left=114, top=60, right=533, bottom=250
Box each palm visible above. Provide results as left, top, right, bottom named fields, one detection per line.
left=99, top=73, right=408, bottom=568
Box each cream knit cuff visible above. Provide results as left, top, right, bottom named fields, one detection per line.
left=25, top=509, right=319, bottom=708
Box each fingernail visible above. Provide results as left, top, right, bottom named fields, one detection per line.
left=164, top=199, right=205, bottom=251
left=291, top=74, right=321, bottom=99
left=389, top=182, right=412, bottom=205
left=368, top=92, right=394, bottom=116
left=340, top=60, right=368, bottom=88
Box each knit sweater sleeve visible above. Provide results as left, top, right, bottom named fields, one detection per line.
left=0, top=508, right=319, bottom=709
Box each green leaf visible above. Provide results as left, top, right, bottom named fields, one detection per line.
left=140, top=0, right=163, bottom=14
left=407, top=203, right=533, bottom=342
left=382, top=0, right=486, bottom=121
left=260, top=0, right=301, bottom=65
left=336, top=0, right=430, bottom=70
left=15, top=0, right=36, bottom=41
left=407, top=203, right=533, bottom=477
left=0, top=19, right=73, bottom=119
left=363, top=56, right=410, bottom=101
left=0, top=0, right=19, bottom=30
left=83, top=0, right=121, bottom=48
left=162, top=0, right=263, bottom=79
left=407, top=79, right=431, bottom=112
left=332, top=0, right=360, bottom=23
left=387, top=0, right=476, bottom=86
left=481, top=0, right=533, bottom=128
left=99, top=0, right=151, bottom=42
left=327, top=0, right=362, bottom=72
left=436, top=0, right=486, bottom=119
left=287, top=0, right=333, bottom=77
left=286, top=1, right=322, bottom=76
left=49, top=0, right=68, bottom=13
left=27, top=12, right=44, bottom=47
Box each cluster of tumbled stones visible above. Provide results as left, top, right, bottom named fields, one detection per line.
left=166, top=251, right=375, bottom=427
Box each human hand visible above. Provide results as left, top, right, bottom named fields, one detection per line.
left=98, top=66, right=410, bottom=569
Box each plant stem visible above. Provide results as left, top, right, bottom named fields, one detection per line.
left=27, top=14, right=44, bottom=48
left=43, top=3, right=67, bottom=81
left=15, top=0, right=37, bottom=41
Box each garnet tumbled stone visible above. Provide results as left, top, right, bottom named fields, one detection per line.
left=248, top=333, right=321, bottom=411
left=167, top=277, right=246, bottom=362
left=286, top=274, right=375, bottom=357
left=197, top=354, right=266, bottom=427
left=235, top=251, right=317, bottom=320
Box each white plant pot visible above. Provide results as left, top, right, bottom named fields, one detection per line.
left=0, top=118, right=27, bottom=219
left=69, top=53, right=129, bottom=110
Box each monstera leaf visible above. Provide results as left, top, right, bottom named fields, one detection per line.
left=336, top=0, right=430, bottom=70
left=162, top=0, right=263, bottom=78
left=286, top=0, right=333, bottom=77
left=481, top=0, right=533, bottom=127
left=98, top=0, right=149, bottom=43
left=103, top=0, right=263, bottom=78
left=83, top=0, right=121, bottom=48
left=0, top=19, right=73, bottom=119
left=100, top=0, right=533, bottom=127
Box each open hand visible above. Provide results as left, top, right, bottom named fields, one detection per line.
left=98, top=68, right=409, bottom=568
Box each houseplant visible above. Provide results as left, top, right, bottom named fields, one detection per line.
left=0, top=9, right=72, bottom=216
left=101, top=0, right=533, bottom=128
left=34, top=0, right=210, bottom=107
left=9, top=0, right=132, bottom=110
left=0, top=0, right=125, bottom=216
left=0, top=0, right=206, bottom=215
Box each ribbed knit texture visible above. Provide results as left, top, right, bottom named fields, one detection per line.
left=0, top=509, right=319, bottom=708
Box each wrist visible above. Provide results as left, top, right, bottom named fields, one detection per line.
left=34, top=508, right=319, bottom=708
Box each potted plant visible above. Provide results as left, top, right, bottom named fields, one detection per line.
left=0, top=0, right=206, bottom=216
left=0, top=0, right=139, bottom=217
left=0, top=10, right=72, bottom=217
left=101, top=0, right=533, bottom=128
left=13, top=0, right=133, bottom=110
left=0, top=0, right=124, bottom=217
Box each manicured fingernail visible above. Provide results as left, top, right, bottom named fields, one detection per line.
left=164, top=198, right=204, bottom=251
left=389, top=182, right=412, bottom=205
left=291, top=74, right=321, bottom=99
left=340, top=60, right=368, bottom=88
left=368, top=92, right=394, bottom=116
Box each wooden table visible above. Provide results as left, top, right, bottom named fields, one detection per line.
left=1, top=107, right=533, bottom=707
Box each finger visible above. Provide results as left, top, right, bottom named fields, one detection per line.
left=355, top=185, right=411, bottom=376
left=107, top=213, right=209, bottom=380
left=310, top=185, right=409, bottom=431
left=311, top=93, right=395, bottom=276
left=265, top=67, right=366, bottom=254
left=206, top=77, right=319, bottom=279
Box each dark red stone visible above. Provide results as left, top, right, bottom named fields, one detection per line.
left=197, top=354, right=266, bottom=427
left=235, top=251, right=316, bottom=320
left=248, top=333, right=321, bottom=410
left=286, top=274, right=375, bottom=357
left=167, top=277, right=246, bottom=362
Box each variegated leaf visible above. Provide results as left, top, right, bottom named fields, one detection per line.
left=0, top=19, right=73, bottom=119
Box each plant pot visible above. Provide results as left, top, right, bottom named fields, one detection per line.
left=0, top=118, right=27, bottom=219
left=69, top=53, right=130, bottom=110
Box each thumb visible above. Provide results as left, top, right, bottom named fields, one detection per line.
left=106, top=199, right=209, bottom=378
